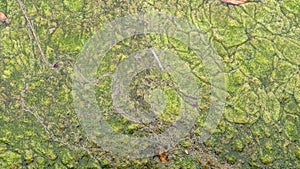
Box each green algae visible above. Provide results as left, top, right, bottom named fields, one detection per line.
left=0, top=151, right=22, bottom=168
left=0, top=0, right=300, bottom=168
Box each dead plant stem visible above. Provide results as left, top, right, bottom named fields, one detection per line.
left=16, top=0, right=49, bottom=66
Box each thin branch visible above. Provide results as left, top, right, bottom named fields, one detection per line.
left=151, top=49, right=165, bottom=71
left=20, top=87, right=104, bottom=162
left=16, top=0, right=49, bottom=66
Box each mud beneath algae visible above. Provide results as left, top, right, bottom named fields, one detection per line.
left=0, top=0, right=299, bottom=168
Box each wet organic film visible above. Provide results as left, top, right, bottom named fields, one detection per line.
left=0, top=0, right=300, bottom=168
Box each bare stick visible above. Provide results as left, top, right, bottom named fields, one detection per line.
left=151, top=49, right=164, bottom=71
left=16, top=0, right=49, bottom=65
left=20, top=86, right=104, bottom=162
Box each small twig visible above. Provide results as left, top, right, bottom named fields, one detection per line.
left=16, top=0, right=49, bottom=66
left=151, top=49, right=165, bottom=71
left=20, top=87, right=103, bottom=162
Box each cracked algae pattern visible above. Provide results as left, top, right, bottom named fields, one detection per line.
left=0, top=0, right=299, bottom=168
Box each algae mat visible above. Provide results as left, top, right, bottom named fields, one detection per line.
left=0, top=0, right=300, bottom=168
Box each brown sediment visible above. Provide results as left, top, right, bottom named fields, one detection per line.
left=153, top=148, right=169, bottom=163
left=0, top=12, right=10, bottom=25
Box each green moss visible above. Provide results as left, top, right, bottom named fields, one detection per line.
left=282, top=0, right=300, bottom=15
left=295, top=147, right=300, bottom=160
left=262, top=92, right=281, bottom=124
left=259, top=154, right=273, bottom=165
left=179, top=140, right=192, bottom=149
left=217, top=27, right=248, bottom=47
left=159, top=89, right=180, bottom=123
left=24, top=149, right=34, bottom=164
left=284, top=101, right=300, bottom=115
left=224, top=89, right=260, bottom=124
left=127, top=123, right=141, bottom=132
left=232, top=139, right=244, bottom=152
left=0, top=151, right=22, bottom=168
left=61, top=151, right=76, bottom=167
left=0, top=143, right=6, bottom=153
left=284, top=116, right=299, bottom=141
left=63, top=0, right=83, bottom=12
left=225, top=154, right=236, bottom=165
left=36, top=156, right=46, bottom=165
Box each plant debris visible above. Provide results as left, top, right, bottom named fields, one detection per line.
left=153, top=149, right=169, bottom=163
left=220, top=0, right=248, bottom=5
left=0, top=12, right=10, bottom=25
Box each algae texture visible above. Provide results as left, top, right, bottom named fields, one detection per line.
left=0, top=0, right=299, bottom=168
